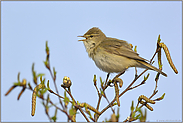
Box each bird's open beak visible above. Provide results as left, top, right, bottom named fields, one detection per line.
left=77, top=35, right=87, bottom=41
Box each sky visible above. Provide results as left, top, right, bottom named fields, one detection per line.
left=1, top=1, right=182, bottom=122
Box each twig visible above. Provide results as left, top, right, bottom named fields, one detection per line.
left=63, top=87, right=90, bottom=122
left=49, top=100, right=74, bottom=122
left=150, top=48, right=161, bottom=63
left=48, top=89, right=64, bottom=99
left=103, top=91, right=115, bottom=114
left=95, top=83, right=102, bottom=112
left=42, top=101, right=52, bottom=122
left=94, top=83, right=100, bottom=97
left=47, top=65, right=65, bottom=110
left=128, top=80, right=146, bottom=90
left=96, top=96, right=102, bottom=111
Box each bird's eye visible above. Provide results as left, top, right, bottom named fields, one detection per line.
left=90, top=35, right=93, bottom=38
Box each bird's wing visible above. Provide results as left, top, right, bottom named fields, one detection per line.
left=99, top=37, right=148, bottom=61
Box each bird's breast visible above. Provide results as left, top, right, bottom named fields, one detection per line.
left=93, top=50, right=137, bottom=73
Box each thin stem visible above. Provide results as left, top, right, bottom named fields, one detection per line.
left=48, top=65, right=65, bottom=109
left=150, top=48, right=161, bottom=63
left=64, top=88, right=90, bottom=122
left=94, top=79, right=102, bottom=113
left=49, top=100, right=74, bottom=122
left=120, top=69, right=147, bottom=97
left=45, top=53, right=65, bottom=111
left=48, top=89, right=64, bottom=99
left=103, top=91, right=115, bottom=114
left=96, top=95, right=102, bottom=111
left=89, top=117, right=95, bottom=122
left=128, top=80, right=145, bottom=90
left=94, top=83, right=100, bottom=97
left=42, top=101, right=52, bottom=122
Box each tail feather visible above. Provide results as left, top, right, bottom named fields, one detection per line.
left=137, top=60, right=167, bottom=77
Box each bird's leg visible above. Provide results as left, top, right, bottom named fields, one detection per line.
left=135, top=67, right=138, bottom=79
left=113, top=70, right=126, bottom=81
left=105, top=73, right=110, bottom=86
left=111, top=67, right=127, bottom=85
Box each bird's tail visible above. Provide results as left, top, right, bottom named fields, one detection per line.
left=137, top=60, right=167, bottom=77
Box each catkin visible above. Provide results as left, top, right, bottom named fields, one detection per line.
left=114, top=82, right=120, bottom=106
left=79, top=103, right=100, bottom=115
left=138, top=95, right=155, bottom=104
left=31, top=84, right=44, bottom=116
left=139, top=101, right=154, bottom=111
left=159, top=43, right=178, bottom=74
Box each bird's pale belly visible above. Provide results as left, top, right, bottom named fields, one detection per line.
left=93, top=52, right=137, bottom=73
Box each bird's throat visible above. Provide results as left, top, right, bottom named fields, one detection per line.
left=83, top=40, right=96, bottom=59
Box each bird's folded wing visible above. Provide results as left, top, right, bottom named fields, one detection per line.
left=101, top=38, right=148, bottom=61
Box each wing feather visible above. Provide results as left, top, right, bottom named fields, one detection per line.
left=99, top=37, right=148, bottom=61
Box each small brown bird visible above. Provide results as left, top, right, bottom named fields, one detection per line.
left=78, top=27, right=167, bottom=77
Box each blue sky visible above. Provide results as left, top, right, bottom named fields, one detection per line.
left=1, top=1, right=182, bottom=122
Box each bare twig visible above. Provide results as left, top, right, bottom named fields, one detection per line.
left=103, top=91, right=115, bottom=114
left=63, top=87, right=90, bottom=122
left=128, top=80, right=146, bottom=90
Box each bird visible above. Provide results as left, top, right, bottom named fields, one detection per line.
left=78, top=27, right=167, bottom=77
